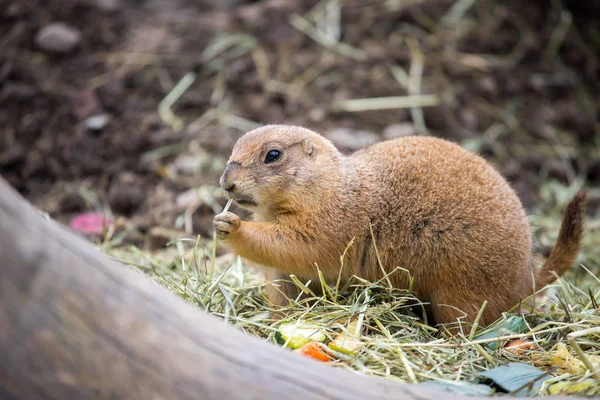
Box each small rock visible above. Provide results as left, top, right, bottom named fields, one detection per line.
left=326, top=128, right=379, bottom=152
left=383, top=123, right=416, bottom=140
left=35, top=23, right=82, bottom=54
left=84, top=113, right=111, bottom=131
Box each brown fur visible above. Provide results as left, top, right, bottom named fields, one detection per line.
left=213, top=125, right=586, bottom=328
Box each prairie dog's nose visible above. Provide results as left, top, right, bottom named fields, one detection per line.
left=220, top=163, right=240, bottom=192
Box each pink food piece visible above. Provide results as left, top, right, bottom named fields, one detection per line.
left=70, top=212, right=111, bottom=235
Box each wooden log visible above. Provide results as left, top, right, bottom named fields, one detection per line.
left=0, top=177, right=574, bottom=400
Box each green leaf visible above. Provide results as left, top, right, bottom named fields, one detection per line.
left=478, top=363, right=548, bottom=397
left=474, top=316, right=528, bottom=350
left=419, top=381, right=494, bottom=396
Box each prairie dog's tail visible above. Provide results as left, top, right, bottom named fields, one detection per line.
left=535, top=190, right=587, bottom=289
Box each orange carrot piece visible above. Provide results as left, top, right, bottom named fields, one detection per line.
left=293, top=342, right=333, bottom=362
left=504, top=339, right=536, bottom=355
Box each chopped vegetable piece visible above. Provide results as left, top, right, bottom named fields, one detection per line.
left=534, top=342, right=600, bottom=374
left=293, top=342, right=332, bottom=362
left=328, top=335, right=363, bottom=355
left=504, top=339, right=536, bottom=355
left=328, top=319, right=363, bottom=354
left=548, top=381, right=600, bottom=396
left=275, top=322, right=326, bottom=349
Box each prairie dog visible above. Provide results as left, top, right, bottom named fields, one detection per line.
left=213, top=125, right=586, bottom=328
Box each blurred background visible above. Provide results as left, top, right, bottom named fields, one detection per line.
left=0, top=0, right=598, bottom=269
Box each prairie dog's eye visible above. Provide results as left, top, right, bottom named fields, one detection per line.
left=264, top=149, right=282, bottom=164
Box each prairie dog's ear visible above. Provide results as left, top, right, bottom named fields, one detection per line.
left=302, top=138, right=315, bottom=156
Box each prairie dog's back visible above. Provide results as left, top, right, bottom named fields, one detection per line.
left=345, top=136, right=533, bottom=310
left=350, top=136, right=528, bottom=228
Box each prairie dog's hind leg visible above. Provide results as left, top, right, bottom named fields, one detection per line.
left=430, top=288, right=480, bottom=335
left=263, top=267, right=323, bottom=306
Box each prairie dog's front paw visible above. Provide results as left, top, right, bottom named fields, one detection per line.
left=213, top=212, right=241, bottom=240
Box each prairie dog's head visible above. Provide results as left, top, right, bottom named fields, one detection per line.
left=220, top=125, right=341, bottom=215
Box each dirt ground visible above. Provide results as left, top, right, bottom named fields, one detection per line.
left=1, top=0, right=598, bottom=252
